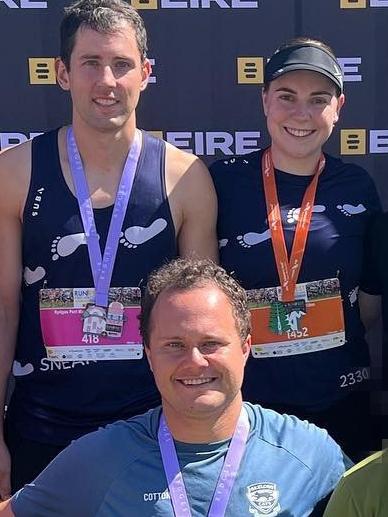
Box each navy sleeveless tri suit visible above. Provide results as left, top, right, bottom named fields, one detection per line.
left=7, top=129, right=177, bottom=446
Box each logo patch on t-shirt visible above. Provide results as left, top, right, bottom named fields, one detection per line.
left=246, top=482, right=281, bottom=516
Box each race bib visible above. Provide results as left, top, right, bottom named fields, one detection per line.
left=39, top=287, right=143, bottom=361
left=249, top=278, right=345, bottom=358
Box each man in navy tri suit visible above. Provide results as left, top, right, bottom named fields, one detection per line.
left=0, top=0, right=217, bottom=497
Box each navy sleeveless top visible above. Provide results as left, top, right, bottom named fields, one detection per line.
left=8, top=129, right=177, bottom=445
left=211, top=150, right=381, bottom=411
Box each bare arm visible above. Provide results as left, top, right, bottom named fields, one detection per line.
left=0, top=500, right=14, bottom=516
left=165, top=144, right=218, bottom=262
left=0, top=144, right=29, bottom=499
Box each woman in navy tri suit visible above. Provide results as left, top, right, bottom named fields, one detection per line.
left=210, top=37, right=381, bottom=460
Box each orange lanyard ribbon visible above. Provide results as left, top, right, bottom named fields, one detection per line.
left=262, top=148, right=326, bottom=302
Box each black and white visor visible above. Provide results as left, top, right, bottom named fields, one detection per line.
left=264, top=44, right=344, bottom=94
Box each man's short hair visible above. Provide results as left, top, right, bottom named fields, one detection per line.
left=140, top=258, right=251, bottom=347
left=60, top=0, right=148, bottom=69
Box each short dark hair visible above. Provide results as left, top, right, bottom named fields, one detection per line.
left=140, top=258, right=251, bottom=347
left=60, top=0, right=148, bottom=69
left=264, top=36, right=341, bottom=97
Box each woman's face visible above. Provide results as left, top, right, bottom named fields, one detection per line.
left=262, top=70, right=345, bottom=171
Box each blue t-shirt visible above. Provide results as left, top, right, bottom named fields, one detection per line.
left=210, top=150, right=381, bottom=409
left=12, top=403, right=349, bottom=517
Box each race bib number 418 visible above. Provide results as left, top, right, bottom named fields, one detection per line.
left=39, top=287, right=143, bottom=362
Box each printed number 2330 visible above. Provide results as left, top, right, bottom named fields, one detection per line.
left=340, top=368, right=369, bottom=388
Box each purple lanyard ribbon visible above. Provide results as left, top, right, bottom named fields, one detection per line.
left=158, top=407, right=250, bottom=517
left=66, top=127, right=141, bottom=307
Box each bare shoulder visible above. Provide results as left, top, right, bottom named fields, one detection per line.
left=0, top=499, right=14, bottom=516
left=164, top=141, right=218, bottom=261
left=0, top=140, right=32, bottom=218
left=0, top=139, right=31, bottom=170
left=165, top=141, right=210, bottom=180
left=164, top=141, right=216, bottom=206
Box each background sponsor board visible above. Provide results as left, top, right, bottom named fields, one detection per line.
left=1, top=0, right=388, bottom=204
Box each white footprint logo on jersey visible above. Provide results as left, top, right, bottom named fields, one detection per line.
left=287, top=204, right=326, bottom=224
left=219, top=239, right=228, bottom=249
left=13, top=360, right=34, bottom=377
left=24, top=266, right=46, bottom=285
left=337, top=204, right=366, bottom=217
left=120, top=218, right=167, bottom=249
left=51, top=233, right=88, bottom=261
left=237, top=229, right=271, bottom=248
left=348, top=286, right=359, bottom=307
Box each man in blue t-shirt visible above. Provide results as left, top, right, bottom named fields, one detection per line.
left=0, top=259, right=350, bottom=517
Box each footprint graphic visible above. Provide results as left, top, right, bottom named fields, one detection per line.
left=13, top=360, right=34, bottom=377
left=237, top=229, right=271, bottom=248
left=51, top=233, right=88, bottom=261
left=219, top=239, right=228, bottom=249
left=287, top=208, right=301, bottom=224
left=337, top=203, right=366, bottom=217
left=24, top=266, right=46, bottom=285
left=120, top=218, right=167, bottom=249
left=287, top=204, right=326, bottom=224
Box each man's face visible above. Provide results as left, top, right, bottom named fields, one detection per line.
left=56, top=22, right=150, bottom=133
left=262, top=70, right=344, bottom=168
left=145, top=284, right=251, bottom=423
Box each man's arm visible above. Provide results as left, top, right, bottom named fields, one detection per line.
left=0, top=500, right=14, bottom=516
left=0, top=144, right=30, bottom=499
left=165, top=144, right=218, bottom=261
left=6, top=425, right=131, bottom=516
